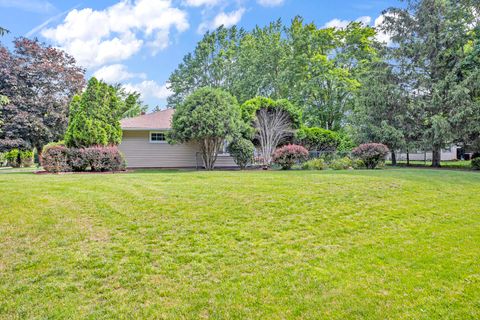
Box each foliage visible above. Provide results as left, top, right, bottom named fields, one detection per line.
left=68, top=148, right=89, bottom=172
left=41, top=145, right=71, bottom=173
left=336, top=130, right=356, bottom=154
left=4, top=149, right=20, bottom=168
left=3, top=149, right=33, bottom=168
left=241, top=97, right=301, bottom=166
left=302, top=158, right=327, bottom=170
left=352, top=143, right=389, bottom=169
left=0, top=38, right=85, bottom=154
left=351, top=57, right=407, bottom=165
left=64, top=78, right=123, bottom=148
left=381, top=0, right=480, bottom=166
left=329, top=157, right=353, bottom=170
left=295, top=127, right=341, bottom=151
left=226, top=138, right=255, bottom=169
left=272, top=144, right=309, bottom=170
left=472, top=158, right=480, bottom=170
left=169, top=87, right=243, bottom=170
left=84, top=146, right=126, bottom=172
left=41, top=145, right=126, bottom=173
left=0, top=27, right=8, bottom=36
left=168, top=18, right=378, bottom=129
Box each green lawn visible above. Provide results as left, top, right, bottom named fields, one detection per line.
left=386, top=160, right=472, bottom=169
left=1, top=169, right=480, bottom=319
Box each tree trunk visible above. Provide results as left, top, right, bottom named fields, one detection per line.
left=36, top=145, right=43, bottom=167
left=406, top=149, right=410, bottom=166
left=432, top=146, right=441, bottom=167
left=391, top=151, right=397, bottom=166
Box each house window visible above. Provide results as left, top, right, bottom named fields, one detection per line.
left=150, top=131, right=166, bottom=143
left=218, top=140, right=229, bottom=155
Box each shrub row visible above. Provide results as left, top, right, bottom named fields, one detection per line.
left=41, top=145, right=126, bottom=173
left=273, top=143, right=388, bottom=170
left=302, top=157, right=366, bottom=170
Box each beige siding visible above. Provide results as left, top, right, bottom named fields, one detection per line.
left=119, top=130, right=237, bottom=168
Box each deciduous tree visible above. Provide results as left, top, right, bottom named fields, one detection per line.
left=0, top=38, right=85, bottom=157
left=169, top=87, right=243, bottom=170
left=241, top=97, right=302, bottom=167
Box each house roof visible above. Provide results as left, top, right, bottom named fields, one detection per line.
left=120, top=109, right=175, bottom=130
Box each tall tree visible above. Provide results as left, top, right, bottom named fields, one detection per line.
left=286, top=18, right=377, bottom=130
left=241, top=97, right=302, bottom=167
left=0, top=38, right=85, bottom=157
left=64, top=78, right=125, bottom=148
left=382, top=0, right=479, bottom=166
left=169, top=87, right=243, bottom=170
left=351, top=57, right=407, bottom=165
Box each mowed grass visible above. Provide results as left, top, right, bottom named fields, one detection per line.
left=1, top=169, right=480, bottom=319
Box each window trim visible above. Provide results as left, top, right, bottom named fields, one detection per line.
left=149, top=131, right=167, bottom=144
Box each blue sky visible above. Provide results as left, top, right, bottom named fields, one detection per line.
left=0, top=0, right=398, bottom=108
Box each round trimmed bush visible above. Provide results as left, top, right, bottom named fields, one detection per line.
left=352, top=143, right=389, bottom=169
left=272, top=144, right=309, bottom=170
left=85, top=146, right=126, bottom=172
left=41, top=145, right=71, bottom=173
left=68, top=148, right=89, bottom=172
left=227, top=138, right=255, bottom=170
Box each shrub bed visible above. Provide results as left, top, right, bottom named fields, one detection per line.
left=41, top=145, right=125, bottom=173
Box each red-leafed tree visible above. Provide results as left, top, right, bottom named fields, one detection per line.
left=0, top=38, right=85, bottom=156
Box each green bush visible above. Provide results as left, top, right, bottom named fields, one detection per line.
left=295, top=127, right=341, bottom=152
left=5, top=149, right=20, bottom=167
left=352, top=159, right=366, bottom=169
left=329, top=157, right=353, bottom=170
left=302, top=158, right=327, bottom=170
left=20, top=150, right=34, bottom=167
left=472, top=157, right=480, bottom=170
left=227, top=138, right=254, bottom=170
left=0, top=153, right=5, bottom=167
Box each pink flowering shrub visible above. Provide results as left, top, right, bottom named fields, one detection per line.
left=272, top=144, right=309, bottom=170
left=84, top=146, right=126, bottom=172
left=352, top=143, right=389, bottom=169
left=41, top=145, right=71, bottom=173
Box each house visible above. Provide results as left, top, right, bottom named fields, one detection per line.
left=119, top=109, right=237, bottom=168
left=387, top=146, right=461, bottom=162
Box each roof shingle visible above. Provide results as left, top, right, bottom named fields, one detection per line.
left=120, top=109, right=175, bottom=130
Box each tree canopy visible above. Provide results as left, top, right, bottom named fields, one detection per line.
left=169, top=87, right=243, bottom=170
left=64, top=77, right=138, bottom=148
left=0, top=38, right=85, bottom=154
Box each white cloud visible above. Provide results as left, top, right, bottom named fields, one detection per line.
left=0, top=0, right=55, bottom=13
left=41, top=0, right=189, bottom=68
left=257, top=0, right=284, bottom=7
left=374, top=14, right=392, bottom=45
left=124, top=80, right=172, bottom=100
left=93, top=64, right=146, bottom=83
left=183, top=0, right=221, bottom=7
left=198, top=8, right=245, bottom=34
left=324, top=16, right=372, bottom=29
